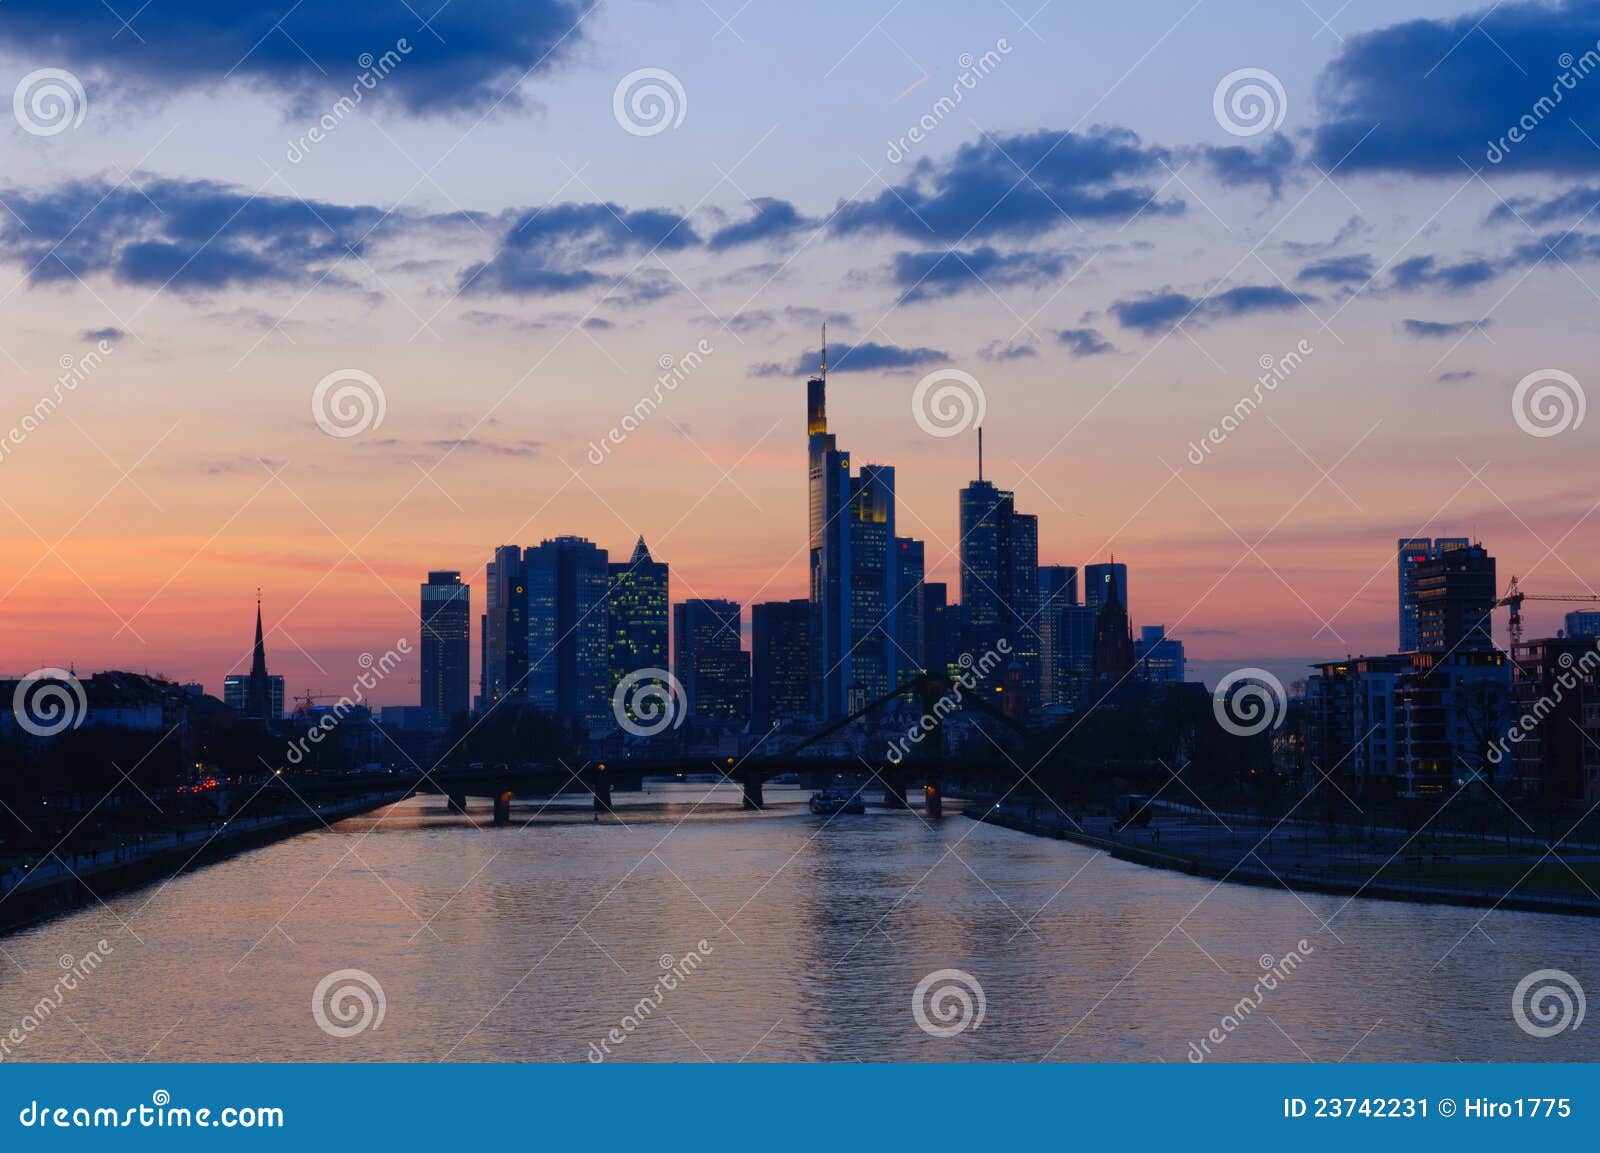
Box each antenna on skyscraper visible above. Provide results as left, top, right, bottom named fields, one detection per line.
left=977, top=426, right=984, bottom=482
left=820, top=322, right=827, bottom=383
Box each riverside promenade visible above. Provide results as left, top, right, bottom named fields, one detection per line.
left=970, top=798, right=1600, bottom=918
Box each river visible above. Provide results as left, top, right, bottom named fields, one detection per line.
left=2, top=783, right=1595, bottom=1062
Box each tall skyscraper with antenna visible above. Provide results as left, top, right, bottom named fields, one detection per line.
left=959, top=429, right=1039, bottom=709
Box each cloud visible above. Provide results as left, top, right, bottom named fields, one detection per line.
left=1110, top=284, right=1312, bottom=334
left=1199, top=134, right=1297, bottom=196
left=80, top=327, right=125, bottom=344
left=365, top=436, right=543, bottom=459
left=1400, top=318, right=1492, bottom=339
left=1440, top=369, right=1478, bottom=381
left=1313, top=0, right=1600, bottom=174
left=707, top=198, right=816, bottom=251
left=831, top=126, right=1181, bottom=241
left=0, top=1, right=591, bottom=115
left=1057, top=327, right=1115, bottom=357
left=714, top=305, right=853, bottom=335
left=1507, top=229, right=1600, bottom=264
left=890, top=245, right=1067, bottom=302
left=1297, top=253, right=1374, bottom=285
left=978, top=340, right=1038, bottom=362
left=1389, top=254, right=1497, bottom=292
left=0, top=176, right=403, bottom=291
left=458, top=202, right=697, bottom=299
left=1488, top=184, right=1600, bottom=227
left=750, top=340, right=949, bottom=377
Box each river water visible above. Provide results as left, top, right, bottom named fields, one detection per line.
left=2, top=783, right=1595, bottom=1062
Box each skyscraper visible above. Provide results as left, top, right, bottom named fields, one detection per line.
left=923, top=581, right=950, bottom=682
left=1083, top=561, right=1128, bottom=629
left=524, top=536, right=612, bottom=727
left=483, top=545, right=527, bottom=703
left=1397, top=537, right=1470, bottom=651
left=1414, top=541, right=1496, bottom=653
left=894, top=537, right=926, bottom=677
left=1135, top=624, right=1185, bottom=684
left=608, top=537, right=669, bottom=685
left=1037, top=565, right=1078, bottom=706
left=958, top=432, right=1038, bottom=706
left=420, top=571, right=471, bottom=724
left=848, top=463, right=898, bottom=708
left=808, top=334, right=853, bottom=720
left=674, top=598, right=749, bottom=724
left=752, top=599, right=809, bottom=728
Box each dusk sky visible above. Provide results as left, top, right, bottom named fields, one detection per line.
left=2, top=0, right=1597, bottom=705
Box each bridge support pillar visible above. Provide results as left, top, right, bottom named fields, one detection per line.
left=742, top=778, right=765, bottom=811
left=493, top=791, right=513, bottom=826
left=883, top=777, right=908, bottom=809
left=447, top=791, right=468, bottom=815
left=924, top=781, right=943, bottom=819
left=592, top=777, right=613, bottom=815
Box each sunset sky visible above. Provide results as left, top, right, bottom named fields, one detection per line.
left=1, top=0, right=1597, bottom=705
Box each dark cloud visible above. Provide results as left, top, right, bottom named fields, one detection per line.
left=1199, top=135, right=1297, bottom=196
left=1440, top=369, right=1478, bottom=381
left=1390, top=254, right=1497, bottom=292
left=707, top=198, right=816, bottom=252
left=458, top=203, right=697, bottom=299
left=1110, top=284, right=1312, bottom=334
left=1313, top=0, right=1600, bottom=174
left=831, top=127, right=1181, bottom=241
left=890, top=246, right=1067, bottom=302
left=1297, top=253, right=1374, bottom=285
left=1508, top=229, right=1600, bottom=264
left=978, top=340, right=1038, bottom=362
left=751, top=340, right=949, bottom=377
left=0, top=1, right=591, bottom=115
left=1057, top=327, right=1115, bottom=357
left=0, top=176, right=400, bottom=291
left=80, top=327, right=125, bottom=344
left=1488, top=184, right=1600, bottom=226
left=1400, top=318, right=1492, bottom=339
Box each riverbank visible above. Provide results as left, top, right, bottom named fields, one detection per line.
left=968, top=801, right=1600, bottom=918
left=0, top=789, right=407, bottom=935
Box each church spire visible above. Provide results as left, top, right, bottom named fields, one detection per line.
left=246, top=590, right=271, bottom=720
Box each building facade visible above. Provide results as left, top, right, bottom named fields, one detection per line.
left=420, top=571, right=471, bottom=725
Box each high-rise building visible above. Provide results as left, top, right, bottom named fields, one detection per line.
left=223, top=672, right=284, bottom=720
left=608, top=537, right=669, bottom=687
left=1397, top=537, right=1470, bottom=651
left=420, top=571, right=471, bottom=725
left=524, top=536, right=612, bottom=728
left=483, top=545, right=527, bottom=703
left=1414, top=542, right=1495, bottom=653
left=1083, top=561, right=1128, bottom=628
left=752, top=599, right=810, bottom=728
left=1511, top=636, right=1600, bottom=803
left=1059, top=604, right=1096, bottom=709
left=894, top=537, right=926, bottom=677
left=958, top=431, right=1038, bottom=706
left=674, top=598, right=749, bottom=724
left=1135, top=624, right=1185, bottom=684
left=847, top=464, right=898, bottom=709
left=1038, top=565, right=1078, bottom=706
left=1565, top=611, right=1600, bottom=638
left=923, top=581, right=950, bottom=682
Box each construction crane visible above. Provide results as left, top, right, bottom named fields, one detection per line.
left=1496, top=575, right=1600, bottom=648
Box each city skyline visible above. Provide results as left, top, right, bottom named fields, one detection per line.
left=2, top=0, right=1598, bottom=712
